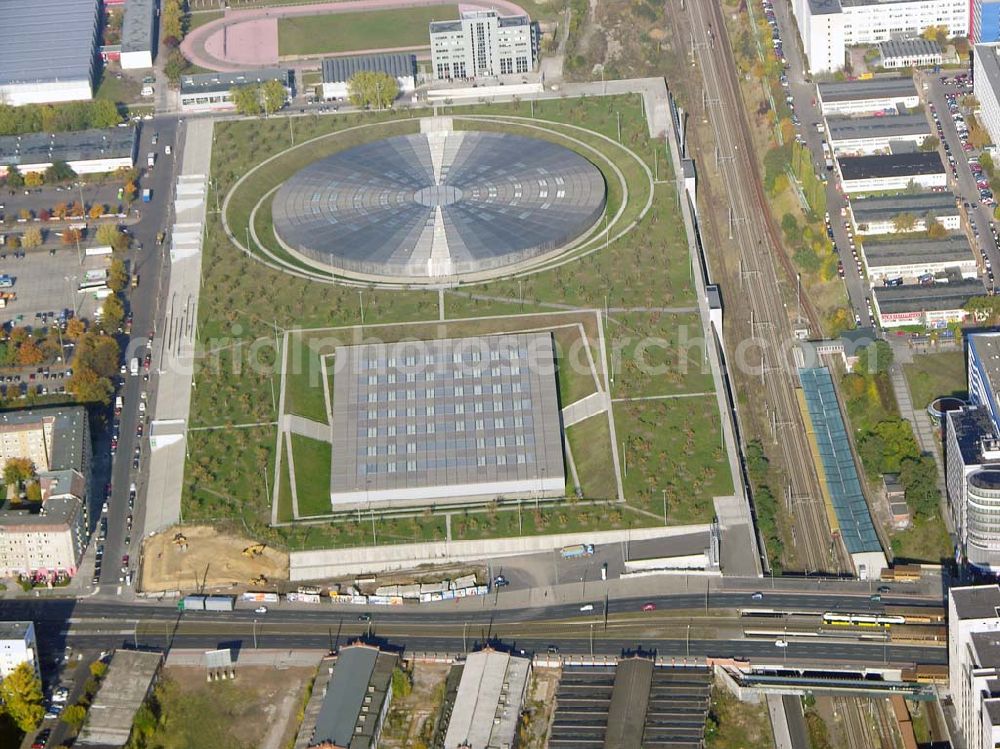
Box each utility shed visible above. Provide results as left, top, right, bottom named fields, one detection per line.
left=77, top=650, right=163, bottom=747
left=311, top=644, right=397, bottom=749
left=444, top=649, right=532, bottom=749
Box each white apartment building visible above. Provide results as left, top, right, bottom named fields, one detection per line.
left=817, top=78, right=920, bottom=115
left=430, top=10, right=534, bottom=80
left=975, top=43, right=1000, bottom=148
left=826, top=113, right=931, bottom=154
left=0, top=621, right=37, bottom=678
left=791, top=0, right=969, bottom=73
left=792, top=0, right=847, bottom=73
left=950, top=586, right=1000, bottom=749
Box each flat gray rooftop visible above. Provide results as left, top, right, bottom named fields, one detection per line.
left=0, top=621, right=32, bottom=640
left=0, top=128, right=137, bottom=169
left=0, top=406, right=88, bottom=472
left=878, top=38, right=941, bottom=60
left=0, top=0, right=98, bottom=86
left=862, top=235, right=972, bottom=266
left=978, top=45, right=1000, bottom=104
left=955, top=584, right=1000, bottom=619
left=973, top=630, right=1000, bottom=669
left=77, top=650, right=162, bottom=747
left=330, top=333, right=565, bottom=506
left=838, top=151, right=944, bottom=181
left=806, top=0, right=842, bottom=13
left=121, top=0, right=155, bottom=54
left=850, top=191, right=958, bottom=221
left=322, top=53, right=415, bottom=84
left=444, top=650, right=530, bottom=749
left=818, top=77, right=918, bottom=103
left=271, top=131, right=606, bottom=280
left=827, top=113, right=930, bottom=141
left=180, top=68, right=290, bottom=95
left=873, top=278, right=987, bottom=313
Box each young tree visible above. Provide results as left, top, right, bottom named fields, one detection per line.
left=16, top=339, right=44, bottom=366
left=927, top=220, right=949, bottom=239
left=59, top=703, right=87, bottom=729
left=52, top=201, right=68, bottom=219
left=3, top=457, right=36, bottom=486
left=99, top=293, right=125, bottom=332
left=69, top=201, right=84, bottom=217
left=347, top=71, right=398, bottom=110
left=74, top=332, right=120, bottom=378
left=262, top=79, right=287, bottom=114
left=44, top=160, right=76, bottom=183
left=892, top=212, right=918, bottom=232
left=67, top=366, right=113, bottom=405
left=95, top=222, right=121, bottom=246
left=230, top=84, right=262, bottom=116
left=918, top=135, right=940, bottom=152
left=61, top=228, right=82, bottom=246
left=65, top=317, right=86, bottom=340
left=0, top=661, right=44, bottom=731
left=89, top=660, right=108, bottom=679
left=20, top=226, right=42, bottom=249
left=23, top=171, right=43, bottom=188
left=4, top=164, right=24, bottom=189
left=164, top=50, right=188, bottom=83
left=18, top=208, right=32, bottom=222
left=107, top=259, right=128, bottom=292
left=88, top=203, right=105, bottom=220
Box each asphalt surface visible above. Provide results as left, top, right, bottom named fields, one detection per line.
left=92, top=117, right=181, bottom=593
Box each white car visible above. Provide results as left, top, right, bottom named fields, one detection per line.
left=579, top=604, right=594, bottom=612
left=165, top=145, right=172, bottom=156
left=774, top=640, right=788, bottom=648
left=254, top=606, right=268, bottom=614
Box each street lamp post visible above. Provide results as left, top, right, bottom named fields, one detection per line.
left=252, top=619, right=258, bottom=649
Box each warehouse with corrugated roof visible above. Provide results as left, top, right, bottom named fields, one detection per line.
left=0, top=0, right=100, bottom=105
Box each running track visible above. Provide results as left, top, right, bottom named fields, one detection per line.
left=182, top=0, right=530, bottom=72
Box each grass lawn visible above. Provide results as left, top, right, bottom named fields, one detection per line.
left=891, top=513, right=954, bottom=564
left=188, top=9, right=224, bottom=30
left=566, top=414, right=618, bottom=500
left=608, top=311, right=716, bottom=398
left=903, top=350, right=967, bottom=411
left=706, top=686, right=775, bottom=749
left=615, top=397, right=732, bottom=524
left=95, top=72, right=141, bottom=105
left=283, top=333, right=330, bottom=423
left=290, top=434, right=332, bottom=517
left=278, top=6, right=457, bottom=56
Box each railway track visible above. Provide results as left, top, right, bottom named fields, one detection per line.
left=681, top=0, right=843, bottom=574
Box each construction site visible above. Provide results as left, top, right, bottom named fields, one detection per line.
left=140, top=525, right=289, bottom=593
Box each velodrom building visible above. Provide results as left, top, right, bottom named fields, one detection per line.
left=330, top=333, right=565, bottom=509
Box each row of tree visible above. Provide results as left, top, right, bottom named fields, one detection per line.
left=4, top=161, right=76, bottom=189
left=0, top=100, right=121, bottom=138
left=230, top=80, right=289, bottom=116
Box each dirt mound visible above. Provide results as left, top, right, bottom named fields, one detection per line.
left=141, top=525, right=288, bottom=593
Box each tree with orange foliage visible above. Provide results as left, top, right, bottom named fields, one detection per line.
left=65, top=318, right=86, bottom=340
left=61, top=228, right=81, bottom=246
left=16, top=340, right=44, bottom=367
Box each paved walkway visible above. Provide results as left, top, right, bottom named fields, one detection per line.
left=561, top=391, right=609, bottom=427
left=283, top=413, right=331, bottom=442
left=182, top=0, right=530, bottom=71
left=144, top=119, right=214, bottom=533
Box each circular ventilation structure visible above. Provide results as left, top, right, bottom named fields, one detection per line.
left=271, top=130, right=607, bottom=282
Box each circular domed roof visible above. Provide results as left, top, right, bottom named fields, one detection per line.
left=271, top=130, right=606, bottom=282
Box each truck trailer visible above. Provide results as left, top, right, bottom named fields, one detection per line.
left=560, top=544, right=595, bottom=558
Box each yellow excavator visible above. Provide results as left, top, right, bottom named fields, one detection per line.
left=242, top=543, right=266, bottom=558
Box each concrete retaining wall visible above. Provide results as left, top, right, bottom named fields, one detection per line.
left=289, top=523, right=711, bottom=580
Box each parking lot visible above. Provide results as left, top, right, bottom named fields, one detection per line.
left=0, top=246, right=104, bottom=327
left=0, top=179, right=131, bottom=225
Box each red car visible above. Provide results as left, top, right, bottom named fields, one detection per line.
left=642, top=602, right=656, bottom=612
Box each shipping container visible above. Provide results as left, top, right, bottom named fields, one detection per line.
left=204, top=595, right=235, bottom=612
left=179, top=595, right=206, bottom=611
left=241, top=592, right=280, bottom=603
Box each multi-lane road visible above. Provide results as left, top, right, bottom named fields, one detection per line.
left=91, top=117, right=181, bottom=592
left=1, top=589, right=947, bottom=668
left=683, top=0, right=841, bottom=574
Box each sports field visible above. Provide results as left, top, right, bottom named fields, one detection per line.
left=277, top=5, right=457, bottom=55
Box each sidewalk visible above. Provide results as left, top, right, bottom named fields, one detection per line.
left=143, top=119, right=214, bottom=533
